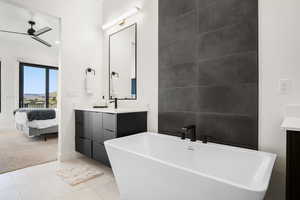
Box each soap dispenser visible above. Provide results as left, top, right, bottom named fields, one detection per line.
left=93, top=96, right=108, bottom=108
left=101, top=96, right=107, bottom=107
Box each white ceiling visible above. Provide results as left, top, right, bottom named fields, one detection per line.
left=0, top=1, right=60, bottom=48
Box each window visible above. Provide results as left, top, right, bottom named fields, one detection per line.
left=19, top=63, right=58, bottom=108
left=49, top=69, right=58, bottom=108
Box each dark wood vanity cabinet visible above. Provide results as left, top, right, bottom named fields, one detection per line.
left=286, top=130, right=300, bottom=200
left=75, top=110, right=147, bottom=166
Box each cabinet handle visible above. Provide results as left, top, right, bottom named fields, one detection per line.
left=104, top=128, right=114, bottom=133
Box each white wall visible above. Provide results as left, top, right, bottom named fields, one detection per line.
left=260, top=0, right=300, bottom=199
left=102, top=0, right=158, bottom=131
left=4, top=0, right=104, bottom=161
left=0, top=38, right=58, bottom=129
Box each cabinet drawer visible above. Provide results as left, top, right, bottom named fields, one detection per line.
left=92, top=142, right=110, bottom=166
left=75, top=123, right=83, bottom=138
left=91, top=112, right=103, bottom=143
left=103, top=129, right=116, bottom=142
left=75, top=138, right=92, bottom=158
left=75, top=111, right=93, bottom=139
left=103, top=113, right=116, bottom=131
left=75, top=111, right=83, bottom=123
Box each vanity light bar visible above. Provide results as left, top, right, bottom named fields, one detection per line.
left=102, top=6, right=141, bottom=30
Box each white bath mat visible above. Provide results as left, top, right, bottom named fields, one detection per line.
left=56, top=165, right=104, bottom=186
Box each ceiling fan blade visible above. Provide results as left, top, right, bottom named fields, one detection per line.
left=34, top=27, right=52, bottom=36
left=0, top=29, right=28, bottom=35
left=31, top=36, right=52, bottom=47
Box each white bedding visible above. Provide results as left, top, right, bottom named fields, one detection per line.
left=14, top=110, right=58, bottom=129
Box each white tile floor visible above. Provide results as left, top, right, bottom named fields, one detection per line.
left=0, top=158, right=120, bottom=200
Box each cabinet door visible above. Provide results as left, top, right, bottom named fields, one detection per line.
left=82, top=112, right=93, bottom=139
left=103, top=113, right=116, bottom=131
left=92, top=112, right=103, bottom=143
left=75, top=138, right=92, bottom=158
left=75, top=111, right=91, bottom=139
left=75, top=111, right=83, bottom=138
left=103, top=129, right=116, bottom=142
left=75, top=123, right=83, bottom=138
left=116, top=112, right=147, bottom=137
left=92, top=141, right=110, bottom=166
left=75, top=111, right=93, bottom=139
left=75, top=111, right=83, bottom=123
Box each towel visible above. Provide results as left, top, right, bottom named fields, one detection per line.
left=85, top=72, right=94, bottom=94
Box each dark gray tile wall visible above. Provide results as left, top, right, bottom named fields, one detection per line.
left=159, top=0, right=258, bottom=149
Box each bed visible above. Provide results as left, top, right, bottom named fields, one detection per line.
left=14, top=108, right=58, bottom=139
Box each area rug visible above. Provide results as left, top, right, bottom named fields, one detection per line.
left=56, top=165, right=104, bottom=186
left=0, top=130, right=58, bottom=174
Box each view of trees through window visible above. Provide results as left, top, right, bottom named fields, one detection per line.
left=20, top=64, right=58, bottom=108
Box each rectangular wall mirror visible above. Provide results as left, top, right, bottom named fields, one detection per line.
left=109, top=23, right=137, bottom=100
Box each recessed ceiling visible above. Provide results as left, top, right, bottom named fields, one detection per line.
left=0, top=1, right=60, bottom=48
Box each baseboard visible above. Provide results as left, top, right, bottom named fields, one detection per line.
left=58, top=151, right=83, bottom=162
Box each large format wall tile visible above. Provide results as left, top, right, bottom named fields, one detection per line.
left=198, top=52, right=258, bottom=85
left=197, top=0, right=219, bottom=8
left=160, top=39, right=197, bottom=67
left=197, top=84, right=258, bottom=116
left=196, top=113, right=258, bottom=149
left=159, top=87, right=199, bottom=112
left=158, top=112, right=197, bottom=136
left=159, top=11, right=197, bottom=48
left=159, top=62, right=197, bottom=88
left=198, top=0, right=258, bottom=34
left=198, top=20, right=257, bottom=60
left=159, top=0, right=196, bottom=25
left=159, top=0, right=258, bottom=149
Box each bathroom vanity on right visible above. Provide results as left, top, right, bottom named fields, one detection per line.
left=282, top=117, right=300, bottom=200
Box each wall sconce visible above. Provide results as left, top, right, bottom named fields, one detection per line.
left=102, top=6, right=141, bottom=30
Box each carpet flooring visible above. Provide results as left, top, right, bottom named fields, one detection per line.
left=0, top=130, right=57, bottom=174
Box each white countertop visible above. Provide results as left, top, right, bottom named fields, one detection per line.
left=75, top=107, right=148, bottom=114
left=281, top=117, right=300, bottom=132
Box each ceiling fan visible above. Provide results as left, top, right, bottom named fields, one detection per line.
left=0, top=20, right=52, bottom=47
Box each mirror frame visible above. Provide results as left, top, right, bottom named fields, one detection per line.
left=109, top=23, right=137, bottom=100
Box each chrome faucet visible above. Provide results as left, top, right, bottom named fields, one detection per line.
left=182, top=125, right=196, bottom=142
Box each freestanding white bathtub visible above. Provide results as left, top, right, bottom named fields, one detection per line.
left=104, top=132, right=276, bottom=200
